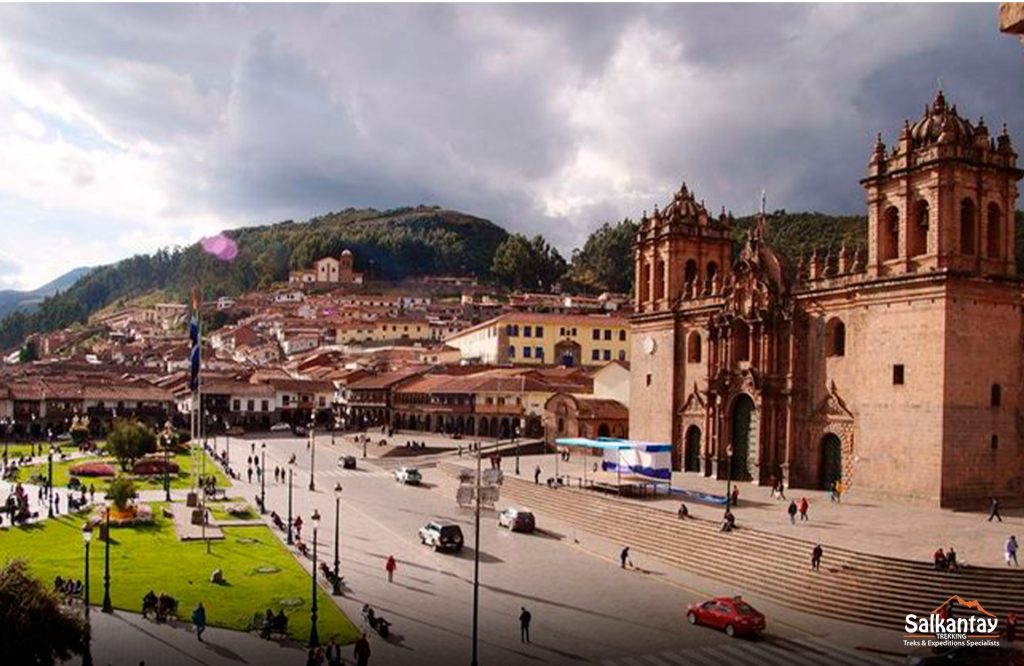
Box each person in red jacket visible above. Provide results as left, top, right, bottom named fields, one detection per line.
left=385, top=555, right=397, bottom=583
left=798, top=496, right=809, bottom=521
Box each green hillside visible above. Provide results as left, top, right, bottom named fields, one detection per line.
left=0, top=206, right=507, bottom=350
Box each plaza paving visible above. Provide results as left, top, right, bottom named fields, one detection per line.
left=6, top=430, right=1017, bottom=664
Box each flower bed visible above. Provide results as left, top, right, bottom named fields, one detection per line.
left=70, top=461, right=117, bottom=477
left=132, top=458, right=181, bottom=476
left=103, top=503, right=154, bottom=526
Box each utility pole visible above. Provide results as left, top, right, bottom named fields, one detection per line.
left=471, top=442, right=481, bottom=666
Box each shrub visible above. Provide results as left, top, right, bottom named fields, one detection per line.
left=107, top=476, right=137, bottom=511
left=69, top=462, right=116, bottom=478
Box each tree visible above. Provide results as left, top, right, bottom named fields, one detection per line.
left=0, top=560, right=89, bottom=665
left=106, top=419, right=156, bottom=471
left=490, top=234, right=567, bottom=291
left=567, top=218, right=638, bottom=294
left=19, top=340, right=38, bottom=363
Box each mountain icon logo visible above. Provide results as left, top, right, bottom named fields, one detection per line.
left=931, top=595, right=996, bottom=618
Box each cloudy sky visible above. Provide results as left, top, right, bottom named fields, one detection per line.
left=0, top=3, right=1020, bottom=290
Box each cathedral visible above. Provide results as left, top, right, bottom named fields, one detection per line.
left=628, top=91, right=1024, bottom=508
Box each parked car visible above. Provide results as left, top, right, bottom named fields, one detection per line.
left=340, top=455, right=357, bottom=470
left=291, top=425, right=307, bottom=437
left=497, top=508, right=535, bottom=533
left=270, top=423, right=291, bottom=432
left=394, top=467, right=422, bottom=485
left=906, top=646, right=1023, bottom=665
left=418, top=522, right=464, bottom=552
left=686, top=596, right=766, bottom=637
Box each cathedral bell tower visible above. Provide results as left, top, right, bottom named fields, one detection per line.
left=861, top=90, right=1022, bottom=278
left=633, top=183, right=733, bottom=313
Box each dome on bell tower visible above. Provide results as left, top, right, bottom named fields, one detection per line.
left=909, top=90, right=976, bottom=148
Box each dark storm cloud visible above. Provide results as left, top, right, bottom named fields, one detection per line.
left=0, top=2, right=1020, bottom=276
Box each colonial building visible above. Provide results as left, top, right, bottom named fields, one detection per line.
left=629, top=91, right=1024, bottom=508
left=445, top=312, right=630, bottom=367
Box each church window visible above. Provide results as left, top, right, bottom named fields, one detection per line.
left=991, top=383, right=1002, bottom=408
left=655, top=259, right=666, bottom=300
left=960, top=199, right=976, bottom=255
left=892, top=364, right=905, bottom=385
left=687, top=331, right=702, bottom=363
left=684, top=259, right=698, bottom=285
left=991, top=435, right=999, bottom=451
left=706, top=262, right=719, bottom=284
left=826, top=319, right=846, bottom=357
left=639, top=260, right=651, bottom=302
left=910, top=200, right=929, bottom=257
left=881, top=206, right=900, bottom=261
left=734, top=322, right=750, bottom=362
left=987, top=203, right=1002, bottom=259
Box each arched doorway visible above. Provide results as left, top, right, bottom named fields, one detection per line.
left=820, top=433, right=843, bottom=490
left=684, top=425, right=701, bottom=472
left=730, top=394, right=756, bottom=481
left=597, top=423, right=610, bottom=438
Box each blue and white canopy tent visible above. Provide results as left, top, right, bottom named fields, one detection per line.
left=554, top=437, right=673, bottom=495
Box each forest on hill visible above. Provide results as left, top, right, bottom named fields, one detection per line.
left=3, top=206, right=1022, bottom=351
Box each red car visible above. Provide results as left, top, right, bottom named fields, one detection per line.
left=686, top=596, right=766, bottom=637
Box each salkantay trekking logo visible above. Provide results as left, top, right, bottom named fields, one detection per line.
left=903, top=596, right=1001, bottom=648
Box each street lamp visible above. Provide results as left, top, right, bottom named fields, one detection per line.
left=514, top=421, right=521, bottom=476
left=309, top=509, right=321, bottom=647
left=725, top=444, right=734, bottom=517
left=471, top=443, right=482, bottom=666
left=101, top=506, right=112, bottom=613
left=308, top=417, right=317, bottom=492
left=82, top=524, right=94, bottom=666
left=260, top=443, right=267, bottom=514
left=285, top=464, right=295, bottom=543
left=162, top=421, right=173, bottom=503
left=332, top=486, right=343, bottom=595
left=47, top=447, right=54, bottom=518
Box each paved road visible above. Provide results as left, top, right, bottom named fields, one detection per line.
left=62, top=433, right=905, bottom=665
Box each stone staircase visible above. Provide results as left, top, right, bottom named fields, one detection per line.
left=439, top=463, right=1024, bottom=629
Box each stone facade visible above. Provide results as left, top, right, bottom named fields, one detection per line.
left=629, top=91, right=1024, bottom=508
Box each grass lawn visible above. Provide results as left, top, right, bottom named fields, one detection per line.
left=0, top=505, right=358, bottom=644
left=14, top=450, right=231, bottom=492
left=208, top=500, right=258, bottom=521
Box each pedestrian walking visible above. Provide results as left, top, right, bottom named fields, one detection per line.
left=353, top=632, right=371, bottom=666
left=835, top=479, right=844, bottom=503
left=768, top=474, right=777, bottom=498
left=192, top=602, right=207, bottom=642
left=989, top=497, right=1003, bottom=522
left=385, top=554, right=396, bottom=583
left=247, top=467, right=253, bottom=484
left=326, top=638, right=341, bottom=666
left=829, top=481, right=838, bottom=503
left=1007, top=535, right=1019, bottom=567
left=89, top=484, right=95, bottom=503
left=519, top=606, right=532, bottom=643
left=776, top=478, right=786, bottom=501
left=54, top=493, right=60, bottom=515
left=798, top=496, right=809, bottom=521
left=1007, top=611, right=1018, bottom=643
left=534, top=465, right=541, bottom=485
left=730, top=486, right=739, bottom=507
left=811, top=544, right=823, bottom=571
left=247, top=455, right=253, bottom=467
left=619, top=546, right=632, bottom=569
left=787, top=500, right=798, bottom=525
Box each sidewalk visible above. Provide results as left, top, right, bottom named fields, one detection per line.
left=445, top=448, right=1024, bottom=569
